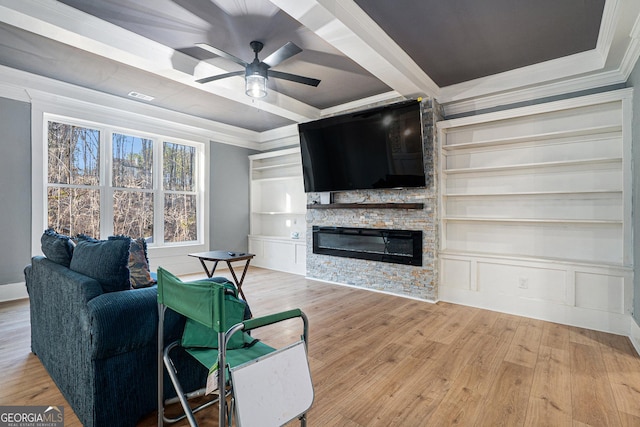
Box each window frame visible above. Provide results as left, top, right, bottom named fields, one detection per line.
left=31, top=97, right=209, bottom=264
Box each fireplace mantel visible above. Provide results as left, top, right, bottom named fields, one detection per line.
left=307, top=203, right=424, bottom=210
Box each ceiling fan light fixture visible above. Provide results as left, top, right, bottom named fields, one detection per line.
left=245, top=73, right=267, bottom=98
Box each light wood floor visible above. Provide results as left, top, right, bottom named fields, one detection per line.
left=3, top=267, right=640, bottom=426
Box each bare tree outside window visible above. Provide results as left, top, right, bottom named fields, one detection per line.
left=112, top=133, right=154, bottom=239
left=47, top=122, right=101, bottom=237
left=164, top=143, right=197, bottom=242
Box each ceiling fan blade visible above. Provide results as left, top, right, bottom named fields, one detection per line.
left=196, top=70, right=245, bottom=84
left=269, top=70, right=321, bottom=87
left=262, top=42, right=302, bottom=68
left=196, top=43, right=248, bottom=67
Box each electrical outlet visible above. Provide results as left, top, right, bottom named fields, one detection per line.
left=518, top=277, right=529, bottom=289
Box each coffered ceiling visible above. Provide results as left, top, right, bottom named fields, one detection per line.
left=0, top=0, right=639, bottom=141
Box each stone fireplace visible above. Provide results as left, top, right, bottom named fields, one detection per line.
left=304, top=99, right=441, bottom=301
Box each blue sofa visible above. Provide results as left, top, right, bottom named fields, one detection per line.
left=25, top=255, right=206, bottom=427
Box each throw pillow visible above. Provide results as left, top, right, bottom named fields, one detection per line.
left=69, top=235, right=131, bottom=293
left=41, top=228, right=75, bottom=267
left=126, top=237, right=155, bottom=288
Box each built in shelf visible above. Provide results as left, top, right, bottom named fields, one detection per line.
left=442, top=124, right=622, bottom=151
left=307, top=202, right=424, bottom=210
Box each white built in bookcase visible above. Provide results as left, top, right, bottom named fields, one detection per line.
left=248, top=147, right=306, bottom=275
left=437, top=89, right=633, bottom=335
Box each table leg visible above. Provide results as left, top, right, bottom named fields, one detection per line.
left=199, top=258, right=219, bottom=278
left=227, top=259, right=251, bottom=302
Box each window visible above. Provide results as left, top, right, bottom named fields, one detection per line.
left=45, top=118, right=203, bottom=246
left=112, top=133, right=154, bottom=240
left=47, top=122, right=101, bottom=236
left=163, top=142, right=197, bottom=243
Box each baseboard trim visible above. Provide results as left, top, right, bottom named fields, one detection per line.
left=439, top=286, right=631, bottom=337
left=0, top=281, right=28, bottom=303
left=630, top=318, right=640, bottom=355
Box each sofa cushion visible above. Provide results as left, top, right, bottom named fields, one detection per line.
left=126, top=237, right=155, bottom=289
left=41, top=228, right=75, bottom=267
left=70, top=236, right=131, bottom=293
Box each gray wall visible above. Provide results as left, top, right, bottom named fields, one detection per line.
left=628, top=59, right=640, bottom=325
left=209, top=142, right=258, bottom=252
left=0, top=97, right=31, bottom=285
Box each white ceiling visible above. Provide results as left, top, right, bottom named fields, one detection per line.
left=0, top=0, right=639, bottom=144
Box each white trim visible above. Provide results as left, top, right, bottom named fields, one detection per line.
left=438, top=87, right=633, bottom=129
left=271, top=0, right=437, bottom=98
left=437, top=0, right=640, bottom=117
left=0, top=282, right=28, bottom=303
left=0, top=65, right=261, bottom=149
left=630, top=318, right=640, bottom=355
left=319, top=91, right=404, bottom=117
left=439, top=285, right=631, bottom=336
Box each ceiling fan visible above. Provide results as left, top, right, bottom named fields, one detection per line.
left=195, top=40, right=321, bottom=98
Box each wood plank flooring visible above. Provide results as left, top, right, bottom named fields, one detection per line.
left=2, top=267, right=640, bottom=426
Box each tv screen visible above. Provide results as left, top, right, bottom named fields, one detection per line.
left=298, top=100, right=425, bottom=193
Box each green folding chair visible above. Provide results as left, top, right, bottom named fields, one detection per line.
left=157, top=267, right=313, bottom=427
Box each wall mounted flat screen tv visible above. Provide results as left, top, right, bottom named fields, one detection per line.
left=298, top=100, right=425, bottom=193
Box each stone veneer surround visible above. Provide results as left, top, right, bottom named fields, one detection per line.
left=305, top=99, right=442, bottom=301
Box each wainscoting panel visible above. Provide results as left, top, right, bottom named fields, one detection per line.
left=476, top=261, right=566, bottom=304
left=575, top=271, right=626, bottom=314
left=440, top=253, right=633, bottom=335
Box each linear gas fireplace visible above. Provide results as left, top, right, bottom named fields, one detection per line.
left=313, top=226, right=422, bottom=266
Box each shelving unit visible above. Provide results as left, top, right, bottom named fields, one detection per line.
left=436, top=90, right=633, bottom=331
left=248, top=147, right=306, bottom=275
left=440, top=101, right=627, bottom=265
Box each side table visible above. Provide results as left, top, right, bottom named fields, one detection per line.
left=188, top=251, right=255, bottom=302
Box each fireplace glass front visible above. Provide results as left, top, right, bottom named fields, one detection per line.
left=312, top=226, right=422, bottom=266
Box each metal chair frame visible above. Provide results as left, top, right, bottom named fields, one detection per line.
left=156, top=268, right=310, bottom=427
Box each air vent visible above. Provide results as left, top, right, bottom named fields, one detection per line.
left=127, top=91, right=154, bottom=101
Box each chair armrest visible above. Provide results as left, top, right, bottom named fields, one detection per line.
left=242, top=308, right=303, bottom=331
left=225, top=308, right=308, bottom=351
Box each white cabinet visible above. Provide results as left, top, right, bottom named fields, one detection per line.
left=249, top=148, right=306, bottom=274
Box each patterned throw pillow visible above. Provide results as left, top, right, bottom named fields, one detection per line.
left=41, top=228, right=75, bottom=267
left=128, top=237, right=155, bottom=288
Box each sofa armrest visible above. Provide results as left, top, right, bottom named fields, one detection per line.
left=87, top=286, right=185, bottom=359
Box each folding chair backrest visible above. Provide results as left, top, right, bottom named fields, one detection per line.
left=157, top=267, right=227, bottom=332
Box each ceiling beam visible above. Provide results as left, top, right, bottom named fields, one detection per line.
left=270, top=0, right=439, bottom=100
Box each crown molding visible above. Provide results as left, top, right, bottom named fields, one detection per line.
left=439, top=0, right=640, bottom=116
left=0, top=65, right=263, bottom=149
left=438, top=87, right=633, bottom=129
